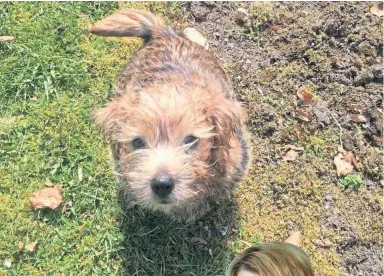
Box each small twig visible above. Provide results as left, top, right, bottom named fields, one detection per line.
left=330, top=111, right=343, bottom=149
left=350, top=155, right=359, bottom=171
left=239, top=240, right=252, bottom=247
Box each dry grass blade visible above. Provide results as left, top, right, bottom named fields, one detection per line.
left=0, top=36, right=16, bottom=42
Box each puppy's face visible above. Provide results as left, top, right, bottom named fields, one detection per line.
left=95, top=85, right=243, bottom=212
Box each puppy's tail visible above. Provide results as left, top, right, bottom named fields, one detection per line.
left=89, top=9, right=171, bottom=41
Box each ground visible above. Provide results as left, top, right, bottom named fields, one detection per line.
left=0, top=2, right=382, bottom=276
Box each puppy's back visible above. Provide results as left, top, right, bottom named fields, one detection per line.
left=90, top=9, right=233, bottom=97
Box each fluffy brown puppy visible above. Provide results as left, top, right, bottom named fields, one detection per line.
left=91, top=10, right=250, bottom=221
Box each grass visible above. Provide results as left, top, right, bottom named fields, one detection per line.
left=0, top=2, right=124, bottom=274
left=1, top=2, right=382, bottom=276
left=0, top=2, right=238, bottom=275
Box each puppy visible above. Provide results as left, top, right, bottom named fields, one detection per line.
left=90, top=9, right=250, bottom=221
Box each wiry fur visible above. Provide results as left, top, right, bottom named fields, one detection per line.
left=91, top=9, right=251, bottom=221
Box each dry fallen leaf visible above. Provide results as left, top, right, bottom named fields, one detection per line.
left=334, top=147, right=356, bottom=176
left=282, top=150, right=299, bottom=161
left=281, top=145, right=304, bottom=161
left=339, top=150, right=359, bottom=170
left=370, top=3, right=384, bottom=17
left=334, top=157, right=352, bottom=176
left=234, top=8, right=249, bottom=22
left=0, top=36, right=16, bottom=42
left=296, top=109, right=313, bottom=122
left=25, top=241, right=38, bottom=253
left=297, top=88, right=314, bottom=106
left=267, top=25, right=282, bottom=33
left=183, top=27, right=209, bottom=50
left=348, top=114, right=368, bottom=123
left=348, top=103, right=364, bottom=113
left=29, top=184, right=63, bottom=210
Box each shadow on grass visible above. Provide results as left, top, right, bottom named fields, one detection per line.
left=117, top=199, right=240, bottom=276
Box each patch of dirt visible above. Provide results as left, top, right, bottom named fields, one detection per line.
left=182, top=2, right=383, bottom=275
left=342, top=243, right=383, bottom=276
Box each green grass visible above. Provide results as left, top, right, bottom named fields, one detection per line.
left=0, top=2, right=237, bottom=275
left=0, top=2, right=123, bottom=275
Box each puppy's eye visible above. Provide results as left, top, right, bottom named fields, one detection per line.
left=132, top=138, right=146, bottom=149
left=183, top=135, right=198, bottom=146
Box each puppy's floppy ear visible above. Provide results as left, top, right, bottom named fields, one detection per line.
left=93, top=101, right=124, bottom=161
left=93, top=94, right=137, bottom=139
left=206, top=96, right=246, bottom=147
left=204, top=96, right=246, bottom=176
left=93, top=100, right=120, bottom=137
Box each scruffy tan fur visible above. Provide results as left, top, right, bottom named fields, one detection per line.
left=91, top=9, right=251, bottom=221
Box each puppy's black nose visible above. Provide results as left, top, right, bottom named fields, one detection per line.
left=151, top=173, right=174, bottom=197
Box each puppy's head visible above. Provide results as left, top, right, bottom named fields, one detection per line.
left=94, top=85, right=244, bottom=211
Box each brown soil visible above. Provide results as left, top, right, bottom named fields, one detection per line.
left=181, top=2, right=383, bottom=275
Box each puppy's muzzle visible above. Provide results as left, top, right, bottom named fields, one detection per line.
left=151, top=172, right=175, bottom=199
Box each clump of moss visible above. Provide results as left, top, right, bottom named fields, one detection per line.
left=332, top=184, right=383, bottom=245
left=305, top=49, right=328, bottom=65
left=258, top=67, right=278, bottom=84
left=234, top=160, right=342, bottom=275
left=249, top=2, right=295, bottom=27
left=310, top=137, right=326, bottom=157
left=118, top=2, right=185, bottom=26
left=359, top=146, right=382, bottom=181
